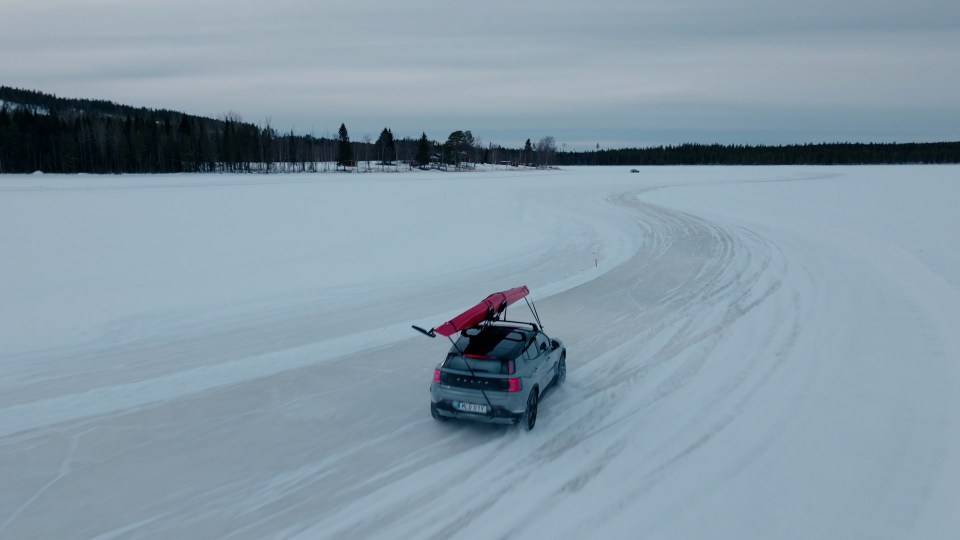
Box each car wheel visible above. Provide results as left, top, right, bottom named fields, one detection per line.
left=522, top=389, right=538, bottom=430
left=431, top=403, right=447, bottom=421
left=555, top=353, right=566, bottom=386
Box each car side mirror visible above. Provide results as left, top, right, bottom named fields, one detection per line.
left=551, top=339, right=560, bottom=350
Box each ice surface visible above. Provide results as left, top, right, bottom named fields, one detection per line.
left=1, top=166, right=958, bottom=539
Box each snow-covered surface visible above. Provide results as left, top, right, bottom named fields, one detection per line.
left=0, top=100, right=48, bottom=115
left=1, top=166, right=958, bottom=539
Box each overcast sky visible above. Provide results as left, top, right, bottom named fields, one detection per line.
left=3, top=0, right=958, bottom=150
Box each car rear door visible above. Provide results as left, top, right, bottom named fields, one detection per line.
left=533, top=332, right=554, bottom=387
left=521, top=337, right=544, bottom=392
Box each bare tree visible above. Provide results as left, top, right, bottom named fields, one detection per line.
left=473, top=137, right=483, bottom=165
left=363, top=134, right=372, bottom=172
left=536, top=136, right=557, bottom=168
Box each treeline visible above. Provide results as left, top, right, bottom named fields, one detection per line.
left=0, top=86, right=559, bottom=174
left=557, top=142, right=960, bottom=166
left=0, top=86, right=385, bottom=174
left=2, top=85, right=958, bottom=174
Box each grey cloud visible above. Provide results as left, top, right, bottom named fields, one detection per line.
left=1, top=0, right=957, bottom=149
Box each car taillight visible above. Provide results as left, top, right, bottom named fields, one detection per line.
left=433, top=369, right=441, bottom=383
left=508, top=378, right=521, bottom=392
left=507, top=360, right=515, bottom=374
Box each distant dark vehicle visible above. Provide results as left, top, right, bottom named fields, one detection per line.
left=413, top=287, right=566, bottom=430
left=630, top=168, right=639, bottom=173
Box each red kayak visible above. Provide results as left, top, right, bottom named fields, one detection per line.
left=415, top=286, right=530, bottom=338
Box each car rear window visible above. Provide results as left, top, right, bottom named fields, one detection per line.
left=443, top=326, right=529, bottom=373
left=443, top=355, right=511, bottom=374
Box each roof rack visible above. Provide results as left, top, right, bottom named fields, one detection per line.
left=475, top=319, right=539, bottom=333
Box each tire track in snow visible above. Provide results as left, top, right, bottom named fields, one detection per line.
left=483, top=199, right=802, bottom=540
left=6, top=169, right=959, bottom=539
left=295, top=188, right=804, bottom=540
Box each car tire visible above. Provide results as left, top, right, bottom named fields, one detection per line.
left=522, top=389, right=538, bottom=431
left=431, top=403, right=447, bottom=422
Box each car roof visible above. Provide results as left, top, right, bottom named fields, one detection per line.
left=451, top=323, right=535, bottom=360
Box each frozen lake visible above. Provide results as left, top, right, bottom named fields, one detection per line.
left=1, top=165, right=958, bottom=539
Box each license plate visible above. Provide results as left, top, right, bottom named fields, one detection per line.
left=454, top=401, right=489, bottom=414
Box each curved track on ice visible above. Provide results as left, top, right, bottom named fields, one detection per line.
left=1, top=168, right=958, bottom=539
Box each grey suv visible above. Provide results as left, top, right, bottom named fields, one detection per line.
left=430, top=321, right=566, bottom=430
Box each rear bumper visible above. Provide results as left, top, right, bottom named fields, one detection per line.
left=432, top=399, right=522, bottom=425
